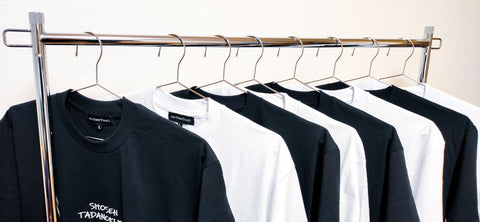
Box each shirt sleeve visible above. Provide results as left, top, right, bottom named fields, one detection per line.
left=315, top=132, right=340, bottom=222
left=385, top=131, right=420, bottom=222
left=445, top=121, right=479, bottom=221
left=339, top=131, right=370, bottom=222
left=268, top=139, right=308, bottom=222
left=197, top=143, right=235, bottom=222
left=410, top=124, right=445, bottom=222
left=0, top=112, right=22, bottom=220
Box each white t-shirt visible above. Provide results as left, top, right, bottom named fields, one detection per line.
left=205, top=85, right=370, bottom=222
left=285, top=82, right=445, bottom=222
left=404, top=84, right=480, bottom=216
left=121, top=87, right=308, bottom=222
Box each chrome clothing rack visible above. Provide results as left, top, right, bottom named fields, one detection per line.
left=2, top=12, right=441, bottom=222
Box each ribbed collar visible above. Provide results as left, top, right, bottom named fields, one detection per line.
left=53, top=90, right=136, bottom=153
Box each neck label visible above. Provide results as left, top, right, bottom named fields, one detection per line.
left=168, top=112, right=194, bottom=126
left=88, top=114, right=114, bottom=131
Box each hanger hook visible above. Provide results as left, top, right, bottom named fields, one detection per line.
left=247, top=35, right=264, bottom=79
left=402, top=38, right=415, bottom=74
left=289, top=36, right=304, bottom=78
left=169, top=34, right=186, bottom=82
left=84, top=32, right=103, bottom=84
left=367, top=37, right=379, bottom=75
left=214, top=35, right=231, bottom=80
left=331, top=37, right=343, bottom=76
left=71, top=32, right=121, bottom=99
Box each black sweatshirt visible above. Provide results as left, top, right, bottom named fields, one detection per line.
left=356, top=84, right=478, bottom=222
left=246, top=82, right=420, bottom=222
left=173, top=88, right=341, bottom=222
left=0, top=90, right=234, bottom=222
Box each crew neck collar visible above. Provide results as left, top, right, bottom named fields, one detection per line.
left=53, top=90, right=136, bottom=153
left=354, top=78, right=390, bottom=91
left=402, top=84, right=429, bottom=98
left=367, top=85, right=396, bottom=100
left=264, top=82, right=324, bottom=109
left=143, top=87, right=224, bottom=129
left=321, top=85, right=371, bottom=107
left=315, top=81, right=350, bottom=90
left=201, top=84, right=290, bottom=110
left=189, top=87, right=256, bottom=115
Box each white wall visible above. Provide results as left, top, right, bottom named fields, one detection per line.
left=1, top=0, right=479, bottom=117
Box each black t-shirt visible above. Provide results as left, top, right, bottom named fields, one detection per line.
left=356, top=84, right=478, bottom=222
left=0, top=90, right=234, bottom=222
left=246, top=82, right=420, bottom=222
left=173, top=88, right=340, bottom=222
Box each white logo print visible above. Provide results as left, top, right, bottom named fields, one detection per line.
left=77, top=202, right=122, bottom=222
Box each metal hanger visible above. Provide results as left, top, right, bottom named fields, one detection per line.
left=71, top=32, right=121, bottom=99
left=157, top=34, right=207, bottom=99
left=71, top=32, right=119, bottom=142
left=235, top=35, right=281, bottom=94
left=306, top=37, right=344, bottom=84
left=198, top=35, right=247, bottom=93
left=379, top=38, right=426, bottom=95
left=344, top=37, right=388, bottom=86
left=273, top=36, right=320, bottom=92
left=379, top=38, right=423, bottom=84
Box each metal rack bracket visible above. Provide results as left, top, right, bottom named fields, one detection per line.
left=419, top=26, right=434, bottom=83
left=28, top=12, right=57, bottom=222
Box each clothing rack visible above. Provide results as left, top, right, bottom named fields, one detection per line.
left=2, top=12, right=442, bottom=222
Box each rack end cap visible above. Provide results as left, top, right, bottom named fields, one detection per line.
left=424, top=26, right=434, bottom=35
left=29, top=12, right=45, bottom=24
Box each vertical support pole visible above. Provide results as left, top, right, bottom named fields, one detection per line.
left=419, top=26, right=434, bottom=83
left=29, top=12, right=57, bottom=222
